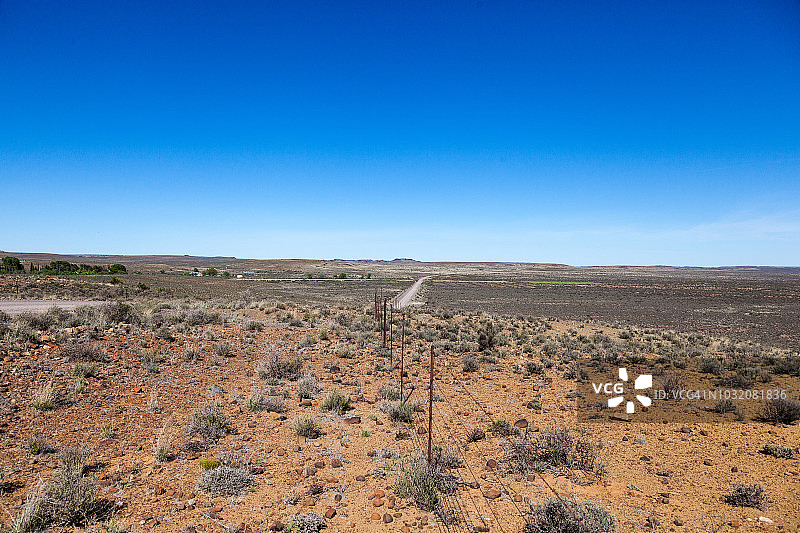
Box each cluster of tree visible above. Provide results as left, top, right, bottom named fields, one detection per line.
left=1, top=256, right=24, bottom=273
left=183, top=267, right=230, bottom=277
left=28, top=260, right=127, bottom=275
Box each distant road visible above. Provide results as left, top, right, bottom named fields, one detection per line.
left=393, top=276, right=430, bottom=309
left=0, top=300, right=107, bottom=316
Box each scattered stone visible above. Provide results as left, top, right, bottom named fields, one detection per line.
left=324, top=508, right=337, bottom=519
left=483, top=488, right=501, bottom=499
left=344, top=416, right=361, bottom=424
left=383, top=513, right=393, bottom=523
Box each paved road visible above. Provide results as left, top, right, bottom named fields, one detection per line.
left=393, top=276, right=430, bottom=309
left=0, top=300, right=108, bottom=316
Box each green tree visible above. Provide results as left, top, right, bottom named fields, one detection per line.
left=202, top=268, right=218, bottom=277
left=1, top=256, right=24, bottom=272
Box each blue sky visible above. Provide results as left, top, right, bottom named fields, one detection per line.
left=1, top=1, right=798, bottom=265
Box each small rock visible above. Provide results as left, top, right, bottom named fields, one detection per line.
left=483, top=488, right=501, bottom=499
left=383, top=513, right=393, bottom=523
left=324, top=508, right=337, bottom=519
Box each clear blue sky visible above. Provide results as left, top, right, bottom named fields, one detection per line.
left=1, top=1, right=798, bottom=266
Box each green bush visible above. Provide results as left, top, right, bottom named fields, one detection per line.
left=321, top=389, right=351, bottom=415
left=760, top=443, right=796, bottom=459
left=293, top=414, right=321, bottom=438
left=380, top=401, right=414, bottom=424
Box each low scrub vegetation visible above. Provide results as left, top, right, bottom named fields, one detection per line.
left=380, top=401, right=414, bottom=424
left=256, top=353, right=304, bottom=382
left=395, top=453, right=457, bottom=512
left=285, top=513, right=326, bottom=533
left=13, top=447, right=98, bottom=532
left=320, top=388, right=351, bottom=415
left=523, top=497, right=616, bottom=533
left=190, top=402, right=233, bottom=442
left=293, top=414, right=321, bottom=438
left=197, top=465, right=255, bottom=497
left=760, top=443, right=796, bottom=459
left=760, top=395, right=800, bottom=424
left=724, top=482, right=768, bottom=508
left=510, top=423, right=598, bottom=474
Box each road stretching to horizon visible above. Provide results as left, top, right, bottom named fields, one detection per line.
left=393, top=276, right=430, bottom=309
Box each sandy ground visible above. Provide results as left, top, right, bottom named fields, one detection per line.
left=0, top=299, right=108, bottom=315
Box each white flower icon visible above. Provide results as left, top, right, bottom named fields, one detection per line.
left=608, top=368, right=652, bottom=413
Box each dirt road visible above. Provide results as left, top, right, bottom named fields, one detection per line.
left=392, top=276, right=430, bottom=309
left=0, top=300, right=107, bottom=316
